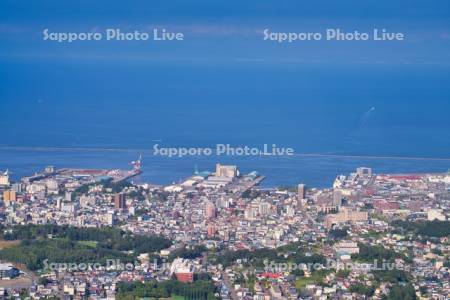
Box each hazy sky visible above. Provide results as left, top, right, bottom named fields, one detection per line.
left=0, top=0, right=449, bottom=66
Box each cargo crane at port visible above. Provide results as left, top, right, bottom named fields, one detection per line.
left=131, top=155, right=142, bottom=172
left=111, top=155, right=143, bottom=184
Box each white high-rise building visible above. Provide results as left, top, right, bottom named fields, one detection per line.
left=333, top=190, right=343, bottom=206
left=259, top=202, right=271, bottom=216
left=215, top=164, right=239, bottom=178
left=107, top=212, right=115, bottom=225
left=0, top=170, right=10, bottom=186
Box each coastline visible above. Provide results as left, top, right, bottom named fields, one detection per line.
left=1, top=147, right=449, bottom=188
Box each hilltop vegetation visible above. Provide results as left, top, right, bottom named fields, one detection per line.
left=391, top=220, right=450, bottom=238
left=116, top=279, right=217, bottom=300
left=0, top=224, right=171, bottom=270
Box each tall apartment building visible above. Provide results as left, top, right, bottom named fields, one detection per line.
left=205, top=201, right=217, bottom=220
left=297, top=183, right=306, bottom=200
left=114, top=193, right=126, bottom=210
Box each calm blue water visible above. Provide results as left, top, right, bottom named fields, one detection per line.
left=0, top=61, right=449, bottom=187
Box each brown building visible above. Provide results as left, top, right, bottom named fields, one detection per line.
left=297, top=183, right=306, bottom=200
left=207, top=224, right=217, bottom=237
left=114, top=193, right=126, bottom=210
left=3, top=190, right=16, bottom=202
left=373, top=199, right=400, bottom=212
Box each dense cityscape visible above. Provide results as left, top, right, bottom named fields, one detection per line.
left=0, top=159, right=449, bottom=300
left=2, top=0, right=450, bottom=299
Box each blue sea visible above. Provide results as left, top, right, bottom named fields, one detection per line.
left=1, top=61, right=449, bottom=187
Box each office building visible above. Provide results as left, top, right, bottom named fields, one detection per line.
left=356, top=167, right=372, bottom=178
left=324, top=208, right=368, bottom=229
